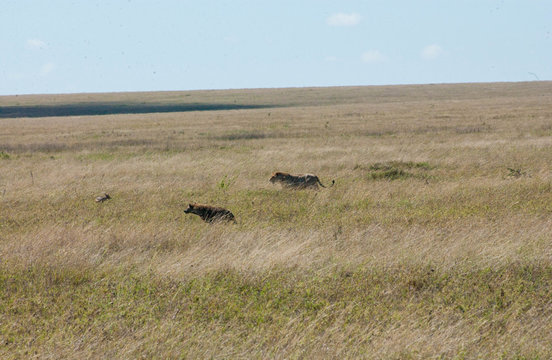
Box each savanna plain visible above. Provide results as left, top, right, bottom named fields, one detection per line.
left=1, top=82, right=552, bottom=359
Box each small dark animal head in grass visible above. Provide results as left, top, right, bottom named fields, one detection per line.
left=184, top=203, right=236, bottom=223
left=269, top=172, right=335, bottom=189
left=95, top=193, right=111, bottom=202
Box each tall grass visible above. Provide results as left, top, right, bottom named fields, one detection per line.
left=1, top=82, right=552, bottom=358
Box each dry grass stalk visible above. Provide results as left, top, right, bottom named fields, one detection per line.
left=1, top=82, right=552, bottom=358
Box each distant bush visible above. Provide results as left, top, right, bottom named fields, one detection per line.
left=368, top=168, right=412, bottom=180
left=212, top=131, right=267, bottom=141
left=0, top=151, right=10, bottom=160
left=368, top=161, right=433, bottom=171
left=507, top=167, right=528, bottom=178
left=359, top=161, right=435, bottom=181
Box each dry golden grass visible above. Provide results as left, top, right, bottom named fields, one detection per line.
left=1, top=82, right=552, bottom=359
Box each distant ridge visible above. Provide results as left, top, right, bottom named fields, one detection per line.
left=1, top=81, right=550, bottom=118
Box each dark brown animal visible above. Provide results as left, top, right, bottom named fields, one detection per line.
left=95, top=193, right=111, bottom=202
left=269, top=172, right=335, bottom=189
left=184, top=203, right=236, bottom=223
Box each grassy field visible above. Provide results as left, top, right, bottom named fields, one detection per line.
left=1, top=82, right=552, bottom=359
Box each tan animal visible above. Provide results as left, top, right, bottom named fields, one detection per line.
left=95, top=193, right=111, bottom=202
left=184, top=203, right=236, bottom=223
left=269, top=172, right=335, bottom=189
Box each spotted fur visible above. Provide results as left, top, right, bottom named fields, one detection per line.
left=269, top=172, right=335, bottom=189
left=184, top=203, right=236, bottom=223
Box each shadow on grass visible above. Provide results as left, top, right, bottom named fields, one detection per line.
left=0, top=102, right=275, bottom=118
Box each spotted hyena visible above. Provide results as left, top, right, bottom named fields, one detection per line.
left=184, top=203, right=236, bottom=223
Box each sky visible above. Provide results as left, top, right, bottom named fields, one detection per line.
left=1, top=0, right=551, bottom=95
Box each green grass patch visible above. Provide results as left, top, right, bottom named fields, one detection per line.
left=77, top=152, right=116, bottom=161
left=1, top=263, right=551, bottom=358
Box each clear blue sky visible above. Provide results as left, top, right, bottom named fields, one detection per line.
left=1, top=1, right=551, bottom=95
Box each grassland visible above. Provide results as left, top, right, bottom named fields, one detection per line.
left=1, top=82, right=552, bottom=359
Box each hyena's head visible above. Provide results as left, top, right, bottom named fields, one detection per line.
left=184, top=203, right=196, bottom=214
left=269, top=172, right=287, bottom=184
